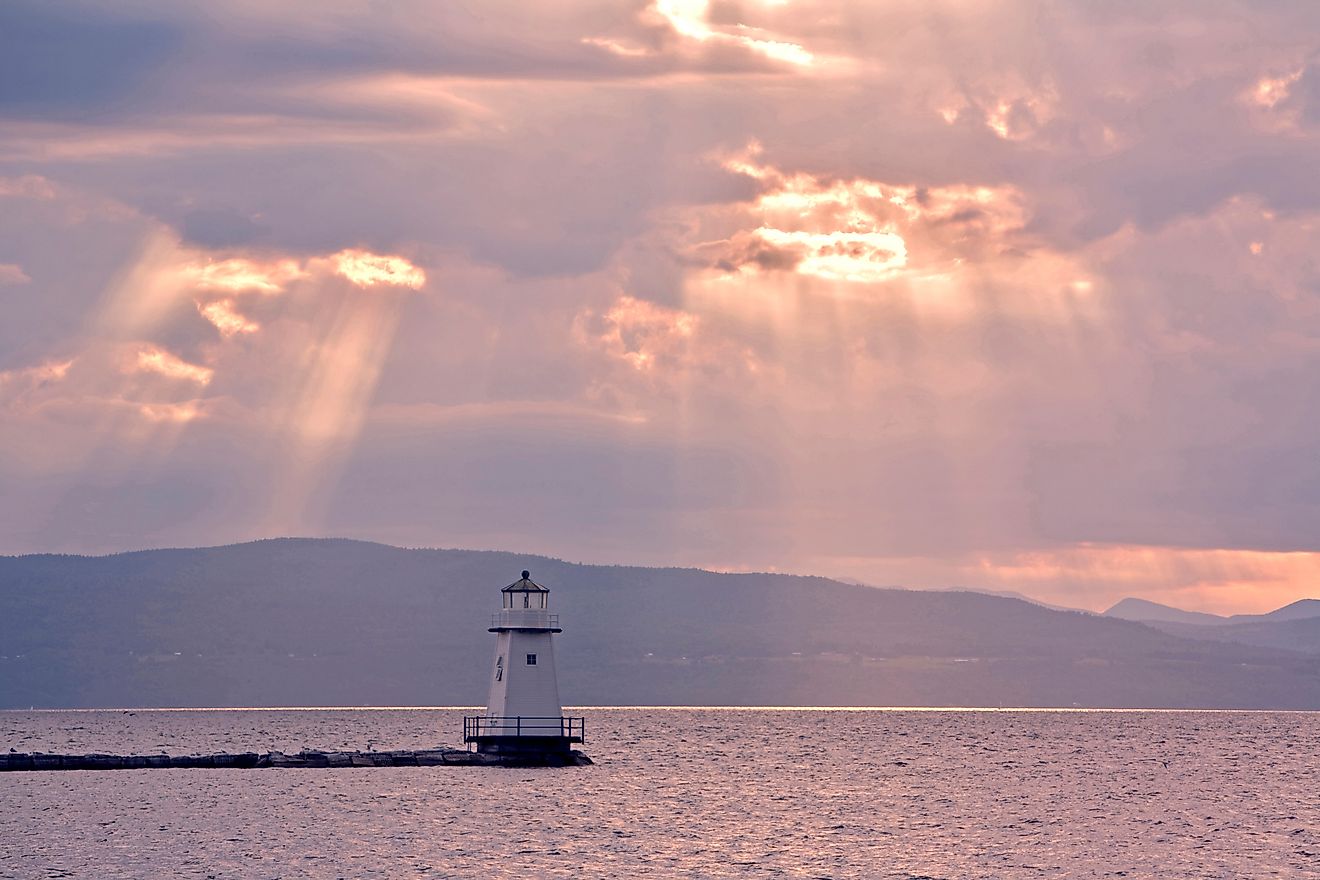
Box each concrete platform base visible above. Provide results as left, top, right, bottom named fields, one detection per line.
left=0, top=748, right=593, bottom=771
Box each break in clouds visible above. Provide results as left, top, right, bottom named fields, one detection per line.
left=3, top=0, right=1320, bottom=612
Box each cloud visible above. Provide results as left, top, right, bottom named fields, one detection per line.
left=800, top=544, right=1320, bottom=615
left=572, top=292, right=770, bottom=415
left=0, top=263, right=31, bottom=285
left=182, top=257, right=308, bottom=294
left=0, top=357, right=74, bottom=394
left=130, top=345, right=214, bottom=385
left=577, top=294, right=697, bottom=374
left=180, top=208, right=269, bottom=249
left=690, top=145, right=1068, bottom=314
left=137, top=400, right=204, bottom=423
left=3, top=0, right=1320, bottom=615
left=650, top=0, right=814, bottom=67
left=717, top=144, right=1030, bottom=265
left=968, top=545, right=1320, bottom=615
left=749, top=228, right=907, bottom=282
left=0, top=190, right=429, bottom=541
left=0, top=174, right=55, bottom=199
left=197, top=299, right=260, bottom=337
left=0, top=2, right=183, bottom=118
left=1251, top=69, right=1304, bottom=109
left=178, top=248, right=424, bottom=298
left=330, top=249, right=427, bottom=289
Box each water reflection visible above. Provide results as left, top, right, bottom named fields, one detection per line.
left=1, top=708, right=1317, bottom=878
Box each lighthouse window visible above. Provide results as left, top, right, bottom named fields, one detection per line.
left=523, top=593, right=530, bottom=608
left=526, top=653, right=537, bottom=666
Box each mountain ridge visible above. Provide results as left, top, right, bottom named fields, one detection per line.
left=4, top=538, right=1320, bottom=709
left=1104, top=595, right=1320, bottom=626
left=1104, top=597, right=1229, bottom=626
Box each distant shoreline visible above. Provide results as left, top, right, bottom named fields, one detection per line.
left=5, top=705, right=1320, bottom=713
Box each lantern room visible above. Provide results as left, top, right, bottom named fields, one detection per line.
left=502, top=570, right=549, bottom=610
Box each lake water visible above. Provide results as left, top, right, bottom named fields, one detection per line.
left=1, top=708, right=1318, bottom=879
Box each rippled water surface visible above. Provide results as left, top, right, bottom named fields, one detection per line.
left=2, top=708, right=1318, bottom=879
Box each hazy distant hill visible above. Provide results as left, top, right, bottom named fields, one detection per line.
left=1241, top=598, right=1320, bottom=623
left=1104, top=596, right=1320, bottom=654
left=1105, top=596, right=1320, bottom=626
left=4, top=539, right=1320, bottom=709
left=1141, top=617, right=1320, bottom=655
left=1104, top=597, right=1228, bottom=626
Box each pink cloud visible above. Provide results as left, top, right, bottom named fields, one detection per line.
left=129, top=345, right=214, bottom=385
left=183, top=257, right=308, bottom=294
left=0, top=175, right=55, bottom=200
left=3, top=0, right=1320, bottom=619
left=0, top=263, right=32, bottom=285
left=329, top=249, right=427, bottom=290
left=197, top=299, right=260, bottom=337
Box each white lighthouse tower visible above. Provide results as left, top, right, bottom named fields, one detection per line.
left=464, top=571, right=583, bottom=755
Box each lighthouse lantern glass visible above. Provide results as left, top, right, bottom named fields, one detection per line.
left=502, top=588, right=547, bottom=610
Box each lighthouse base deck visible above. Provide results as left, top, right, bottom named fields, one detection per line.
left=463, top=715, right=585, bottom=755
left=465, top=736, right=581, bottom=756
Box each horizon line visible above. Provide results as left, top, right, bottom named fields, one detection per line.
left=6, top=705, right=1320, bottom=714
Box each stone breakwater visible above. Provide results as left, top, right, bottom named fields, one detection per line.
left=0, top=748, right=593, bottom=771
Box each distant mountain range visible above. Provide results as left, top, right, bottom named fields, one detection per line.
left=3, top=538, right=1320, bottom=709
left=1102, top=596, right=1320, bottom=655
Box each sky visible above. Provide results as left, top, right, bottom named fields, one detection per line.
left=2, top=0, right=1320, bottom=614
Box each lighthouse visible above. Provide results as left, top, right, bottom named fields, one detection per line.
left=463, top=571, right=584, bottom=755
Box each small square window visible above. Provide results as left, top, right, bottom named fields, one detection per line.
left=526, top=653, right=537, bottom=666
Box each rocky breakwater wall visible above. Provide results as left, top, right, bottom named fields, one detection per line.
left=0, top=748, right=592, bottom=771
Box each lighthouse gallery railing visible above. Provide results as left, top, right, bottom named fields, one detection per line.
left=463, top=716, right=585, bottom=741
left=488, top=611, right=560, bottom=630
